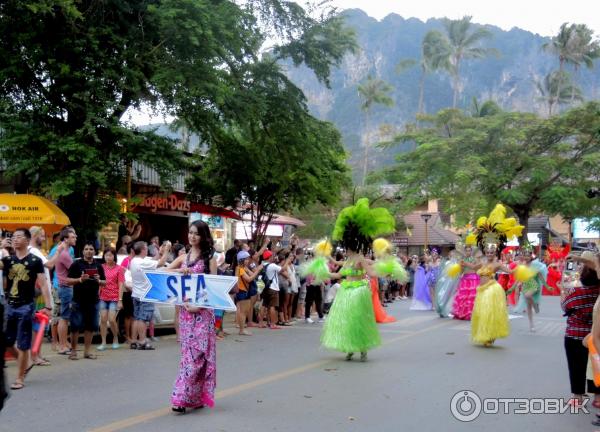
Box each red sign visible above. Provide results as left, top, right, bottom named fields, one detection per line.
left=135, top=194, right=191, bottom=213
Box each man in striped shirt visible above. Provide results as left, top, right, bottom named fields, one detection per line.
left=562, top=282, right=600, bottom=405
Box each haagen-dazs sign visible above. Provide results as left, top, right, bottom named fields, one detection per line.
left=135, top=194, right=191, bottom=213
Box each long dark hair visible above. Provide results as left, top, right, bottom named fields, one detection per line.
left=190, top=220, right=215, bottom=274
left=340, top=221, right=371, bottom=255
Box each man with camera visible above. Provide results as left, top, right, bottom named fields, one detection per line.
left=64, top=242, right=106, bottom=360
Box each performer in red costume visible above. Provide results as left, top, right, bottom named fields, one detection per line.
left=544, top=240, right=570, bottom=296
left=498, top=247, right=518, bottom=306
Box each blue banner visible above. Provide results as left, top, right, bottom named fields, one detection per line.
left=141, top=271, right=237, bottom=311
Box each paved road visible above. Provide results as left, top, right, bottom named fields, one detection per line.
left=1, top=297, right=595, bottom=432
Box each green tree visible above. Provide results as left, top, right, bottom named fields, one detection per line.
left=396, top=30, right=451, bottom=116
left=295, top=184, right=406, bottom=241
left=568, top=24, right=600, bottom=103
left=543, top=23, right=577, bottom=75
left=535, top=71, right=582, bottom=116
left=469, top=98, right=502, bottom=117
left=186, top=60, right=350, bottom=242
left=440, top=16, right=497, bottom=108
left=0, top=0, right=356, bottom=240
left=357, top=75, right=394, bottom=186
left=381, top=103, right=600, bottom=236
left=541, top=23, right=599, bottom=110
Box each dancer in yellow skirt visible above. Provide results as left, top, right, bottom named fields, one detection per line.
left=470, top=204, right=525, bottom=347
left=471, top=244, right=511, bottom=346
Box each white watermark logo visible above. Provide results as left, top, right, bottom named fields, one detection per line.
left=450, top=390, right=590, bottom=422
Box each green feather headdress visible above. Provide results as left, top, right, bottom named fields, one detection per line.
left=332, top=198, right=395, bottom=253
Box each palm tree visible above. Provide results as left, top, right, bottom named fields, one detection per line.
left=568, top=24, right=600, bottom=102
left=469, top=97, right=501, bottom=117
left=543, top=23, right=578, bottom=108
left=441, top=16, right=497, bottom=108
left=396, top=31, right=450, bottom=116
left=535, top=71, right=582, bottom=116
left=543, top=23, right=578, bottom=72
left=357, top=75, right=394, bottom=185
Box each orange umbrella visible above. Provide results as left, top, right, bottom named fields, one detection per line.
left=0, top=193, right=70, bottom=234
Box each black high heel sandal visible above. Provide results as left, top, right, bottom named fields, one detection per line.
left=172, top=406, right=186, bottom=414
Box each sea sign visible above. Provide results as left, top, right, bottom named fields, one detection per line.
left=141, top=270, right=237, bottom=311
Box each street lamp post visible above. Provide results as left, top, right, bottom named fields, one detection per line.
left=421, top=213, right=432, bottom=253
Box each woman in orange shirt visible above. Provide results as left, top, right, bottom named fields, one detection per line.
left=235, top=251, right=263, bottom=336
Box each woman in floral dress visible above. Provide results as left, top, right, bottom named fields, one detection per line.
left=168, top=220, right=218, bottom=413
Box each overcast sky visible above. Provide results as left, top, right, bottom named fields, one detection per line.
left=329, top=0, right=600, bottom=36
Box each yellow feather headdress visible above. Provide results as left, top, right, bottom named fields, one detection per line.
left=473, top=204, right=525, bottom=251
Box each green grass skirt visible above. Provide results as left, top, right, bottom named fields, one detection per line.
left=320, top=280, right=381, bottom=353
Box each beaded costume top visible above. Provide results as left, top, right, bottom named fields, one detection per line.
left=477, top=265, right=495, bottom=278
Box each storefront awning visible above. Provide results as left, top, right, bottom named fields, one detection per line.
left=190, top=203, right=240, bottom=220
left=0, top=194, right=71, bottom=233
left=240, top=213, right=305, bottom=227
left=272, top=214, right=305, bottom=227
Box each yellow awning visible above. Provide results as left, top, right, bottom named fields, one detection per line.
left=0, top=194, right=70, bottom=233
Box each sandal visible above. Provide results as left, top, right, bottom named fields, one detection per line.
left=24, top=364, right=35, bottom=376
left=68, top=352, right=79, bottom=361
left=137, top=343, right=155, bottom=350
left=57, top=349, right=72, bottom=355
left=34, top=358, right=51, bottom=366
left=10, top=380, right=25, bottom=390
left=238, top=330, right=252, bottom=336
left=172, top=406, right=186, bottom=414
left=84, top=353, right=98, bottom=360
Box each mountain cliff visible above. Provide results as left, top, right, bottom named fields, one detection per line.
left=283, top=9, right=600, bottom=181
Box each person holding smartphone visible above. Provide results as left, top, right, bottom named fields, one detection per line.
left=65, top=242, right=105, bottom=360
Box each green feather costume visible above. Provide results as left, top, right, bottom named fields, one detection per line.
left=321, top=198, right=395, bottom=355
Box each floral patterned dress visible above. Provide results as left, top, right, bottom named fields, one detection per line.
left=171, top=257, right=216, bottom=408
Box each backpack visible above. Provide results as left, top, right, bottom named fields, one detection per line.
left=260, top=263, right=277, bottom=290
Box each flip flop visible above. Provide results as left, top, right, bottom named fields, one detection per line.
left=68, top=352, right=79, bottom=361
left=34, top=358, right=51, bottom=366
left=83, top=354, right=98, bottom=360
left=24, top=364, right=35, bottom=376
left=10, top=380, right=24, bottom=390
